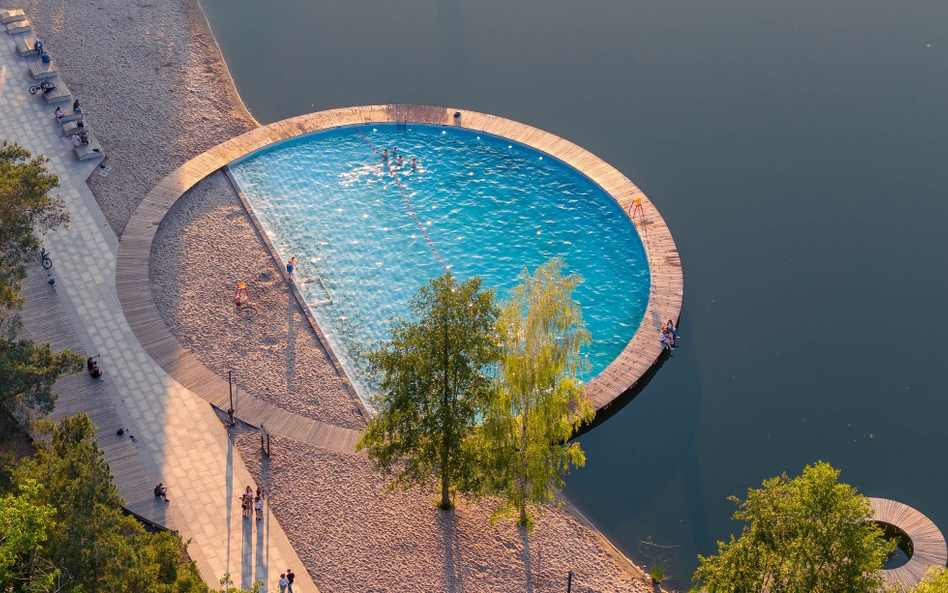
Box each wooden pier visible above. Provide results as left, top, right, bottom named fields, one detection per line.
left=871, top=497, right=947, bottom=587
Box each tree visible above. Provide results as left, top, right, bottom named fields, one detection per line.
left=482, top=258, right=593, bottom=528
left=692, top=461, right=894, bottom=593
left=8, top=413, right=209, bottom=593
left=0, top=479, right=61, bottom=592
left=358, top=271, right=500, bottom=509
left=908, top=568, right=948, bottom=593
left=0, top=141, right=82, bottom=426
left=0, top=142, right=69, bottom=323
left=0, top=334, right=84, bottom=426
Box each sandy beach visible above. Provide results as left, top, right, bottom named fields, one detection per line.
left=235, top=433, right=655, bottom=593
left=20, top=0, right=257, bottom=235
left=150, top=171, right=366, bottom=431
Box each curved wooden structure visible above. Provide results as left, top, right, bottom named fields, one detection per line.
left=871, top=497, right=948, bottom=587
left=116, top=104, right=683, bottom=419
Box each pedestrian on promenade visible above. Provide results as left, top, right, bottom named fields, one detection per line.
left=286, top=256, right=296, bottom=282
left=242, top=486, right=254, bottom=518
left=279, top=574, right=289, bottom=593
left=254, top=496, right=263, bottom=521
left=286, top=569, right=295, bottom=593
left=256, top=485, right=265, bottom=501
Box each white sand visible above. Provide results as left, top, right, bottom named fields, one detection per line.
left=150, top=171, right=366, bottom=430
left=236, top=434, right=656, bottom=593
left=20, top=0, right=257, bottom=235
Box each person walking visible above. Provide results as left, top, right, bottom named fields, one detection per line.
left=286, top=256, right=296, bottom=282
left=279, top=574, right=289, bottom=593
left=254, top=496, right=263, bottom=521
left=286, top=569, right=296, bottom=593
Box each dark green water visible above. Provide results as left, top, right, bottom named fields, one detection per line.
left=198, top=0, right=948, bottom=588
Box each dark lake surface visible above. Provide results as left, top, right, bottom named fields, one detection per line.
left=198, top=0, right=948, bottom=588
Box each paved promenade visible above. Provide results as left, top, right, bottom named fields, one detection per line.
left=0, top=33, right=315, bottom=593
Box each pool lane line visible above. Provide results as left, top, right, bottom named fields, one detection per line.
left=356, top=128, right=447, bottom=270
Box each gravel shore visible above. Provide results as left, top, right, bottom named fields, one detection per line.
left=235, top=434, right=655, bottom=593
left=150, top=171, right=366, bottom=430
left=20, top=0, right=257, bottom=236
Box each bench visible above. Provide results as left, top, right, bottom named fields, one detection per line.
left=61, top=120, right=87, bottom=137
left=74, top=131, right=104, bottom=161
left=28, top=58, right=56, bottom=80
left=42, top=80, right=70, bottom=104
left=53, top=106, right=82, bottom=124
left=5, top=18, right=30, bottom=34
left=15, top=35, right=39, bottom=56
left=0, top=9, right=26, bottom=24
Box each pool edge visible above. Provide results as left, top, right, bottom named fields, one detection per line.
left=117, top=104, right=682, bottom=420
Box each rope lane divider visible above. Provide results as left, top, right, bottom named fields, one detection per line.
left=357, top=128, right=447, bottom=270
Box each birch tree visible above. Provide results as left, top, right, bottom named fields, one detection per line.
left=483, top=258, right=594, bottom=528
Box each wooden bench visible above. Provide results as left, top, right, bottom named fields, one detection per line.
left=61, top=120, right=88, bottom=137
left=5, top=18, right=30, bottom=34
left=28, top=58, right=56, bottom=80
left=0, top=9, right=26, bottom=24
left=74, top=131, right=104, bottom=161
left=42, top=80, right=71, bottom=104
left=15, top=35, right=39, bottom=56
left=53, top=106, right=82, bottom=124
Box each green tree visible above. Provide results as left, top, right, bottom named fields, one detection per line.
left=482, top=258, right=593, bottom=528
left=692, top=461, right=894, bottom=593
left=10, top=413, right=208, bottom=592
left=358, top=271, right=500, bottom=509
left=0, top=141, right=82, bottom=427
left=0, top=142, right=69, bottom=322
left=0, top=479, right=61, bottom=592
left=908, top=568, right=948, bottom=593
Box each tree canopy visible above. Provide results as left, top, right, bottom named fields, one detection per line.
left=358, top=271, right=500, bottom=509
left=0, top=142, right=68, bottom=323
left=692, top=461, right=894, bottom=593
left=0, top=142, right=82, bottom=427
left=482, top=258, right=593, bottom=528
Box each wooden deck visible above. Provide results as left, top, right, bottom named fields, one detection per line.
left=871, top=497, right=947, bottom=587
left=42, top=80, right=70, bottom=104
left=0, top=9, right=27, bottom=24
left=116, top=105, right=683, bottom=425
left=5, top=18, right=30, bottom=34
left=73, top=130, right=105, bottom=161
left=18, top=258, right=178, bottom=532
left=28, top=57, right=55, bottom=80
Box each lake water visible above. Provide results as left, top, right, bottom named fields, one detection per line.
left=199, top=0, right=948, bottom=588
left=228, top=124, right=649, bottom=401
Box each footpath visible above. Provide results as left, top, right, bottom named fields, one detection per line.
left=0, top=29, right=317, bottom=593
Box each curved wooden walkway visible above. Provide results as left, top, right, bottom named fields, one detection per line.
left=870, top=497, right=948, bottom=587
left=116, top=104, right=683, bottom=423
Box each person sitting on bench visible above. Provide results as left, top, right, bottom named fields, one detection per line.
left=33, top=39, right=43, bottom=57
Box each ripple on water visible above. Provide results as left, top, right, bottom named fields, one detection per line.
left=230, top=124, right=650, bottom=398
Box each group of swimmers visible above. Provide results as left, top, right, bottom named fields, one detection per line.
left=660, top=319, right=679, bottom=351
left=380, top=146, right=416, bottom=171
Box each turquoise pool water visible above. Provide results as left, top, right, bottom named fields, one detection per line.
left=229, top=124, right=650, bottom=399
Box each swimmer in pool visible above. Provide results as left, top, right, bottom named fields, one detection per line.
left=396, top=154, right=403, bottom=167
left=382, top=148, right=388, bottom=160
left=411, top=156, right=417, bottom=171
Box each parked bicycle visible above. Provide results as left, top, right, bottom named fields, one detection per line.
left=28, top=80, right=56, bottom=95
left=40, top=246, right=52, bottom=270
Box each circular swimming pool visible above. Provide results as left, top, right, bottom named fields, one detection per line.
left=228, top=123, right=651, bottom=398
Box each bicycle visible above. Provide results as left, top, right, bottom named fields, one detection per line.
left=40, top=246, right=52, bottom=270
left=29, top=80, right=56, bottom=95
